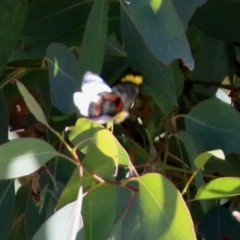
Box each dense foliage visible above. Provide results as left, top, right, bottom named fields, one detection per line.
left=0, top=0, right=240, bottom=239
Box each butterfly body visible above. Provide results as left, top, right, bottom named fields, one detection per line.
left=73, top=71, right=142, bottom=124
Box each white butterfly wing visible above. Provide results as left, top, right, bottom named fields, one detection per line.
left=82, top=71, right=111, bottom=94
left=73, top=92, right=100, bottom=116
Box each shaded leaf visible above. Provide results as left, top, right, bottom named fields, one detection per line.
left=0, top=0, right=27, bottom=76
left=186, top=99, right=240, bottom=155
left=121, top=8, right=182, bottom=114
left=0, top=180, right=15, bottom=240
left=0, top=90, right=9, bottom=144
left=23, top=0, right=91, bottom=38
left=192, top=0, right=240, bottom=41
left=121, top=0, right=194, bottom=69
left=16, top=80, right=48, bottom=126
left=78, top=0, right=108, bottom=80
left=9, top=27, right=85, bottom=61
left=46, top=43, right=78, bottom=114
left=198, top=205, right=240, bottom=239
left=173, top=131, right=204, bottom=190
left=190, top=30, right=233, bottom=97
left=172, top=0, right=207, bottom=27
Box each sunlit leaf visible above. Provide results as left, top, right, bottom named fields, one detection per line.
left=195, top=177, right=240, bottom=200
left=0, top=138, right=58, bottom=179
left=194, top=149, right=225, bottom=170
left=136, top=173, right=196, bottom=239
left=33, top=201, right=84, bottom=240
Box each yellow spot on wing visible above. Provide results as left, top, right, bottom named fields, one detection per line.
left=113, top=111, right=129, bottom=123
left=121, top=74, right=143, bottom=85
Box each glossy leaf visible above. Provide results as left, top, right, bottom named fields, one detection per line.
left=186, top=99, right=240, bottom=155
left=0, top=138, right=58, bottom=179
left=136, top=173, right=196, bottom=239
left=195, top=177, right=240, bottom=200
left=121, top=0, right=194, bottom=69
left=16, top=80, right=48, bottom=126
left=0, top=0, right=27, bottom=76
left=78, top=0, right=108, bottom=79
left=46, top=43, right=78, bottom=114
left=22, top=0, right=90, bottom=38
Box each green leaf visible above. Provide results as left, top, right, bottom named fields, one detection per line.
left=25, top=181, right=66, bottom=239
left=121, top=0, right=194, bottom=69
left=0, top=0, right=27, bottom=76
left=195, top=177, right=240, bottom=200
left=109, top=189, right=144, bottom=240
left=186, top=99, right=240, bottom=155
left=194, top=149, right=225, bottom=170
left=192, top=0, right=240, bottom=41
left=172, top=0, right=206, bottom=27
left=121, top=8, right=182, bottom=114
left=136, top=173, right=196, bottom=240
left=190, top=30, right=233, bottom=97
left=115, top=139, right=133, bottom=168
left=9, top=27, right=85, bottom=61
left=0, top=90, right=9, bottom=144
left=22, top=0, right=91, bottom=38
left=16, top=80, right=48, bottom=126
left=82, top=129, right=117, bottom=180
left=46, top=43, right=78, bottom=114
left=33, top=201, right=84, bottom=240
left=198, top=205, right=240, bottom=239
left=0, top=180, right=15, bottom=240
left=173, top=131, right=204, bottom=190
left=82, top=185, right=117, bottom=240
left=78, top=0, right=108, bottom=80
left=56, top=167, right=97, bottom=210
left=69, top=118, right=104, bottom=151
left=0, top=138, right=58, bottom=179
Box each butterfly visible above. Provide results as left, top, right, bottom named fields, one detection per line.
left=73, top=71, right=142, bottom=124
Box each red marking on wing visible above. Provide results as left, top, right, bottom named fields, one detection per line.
left=101, top=95, right=123, bottom=112
left=95, top=103, right=102, bottom=117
